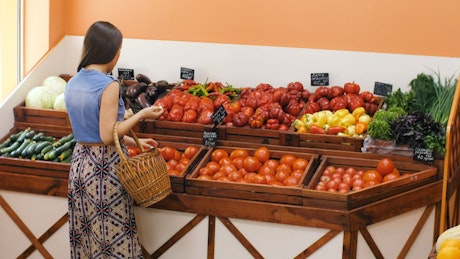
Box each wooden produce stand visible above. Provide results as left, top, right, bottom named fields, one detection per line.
left=0, top=117, right=445, bottom=259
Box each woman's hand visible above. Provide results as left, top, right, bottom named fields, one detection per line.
left=139, top=105, right=164, bottom=120
left=124, top=136, right=158, bottom=150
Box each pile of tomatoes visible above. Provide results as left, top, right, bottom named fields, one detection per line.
left=314, top=157, right=408, bottom=193
left=196, top=147, right=309, bottom=187
left=159, top=145, right=200, bottom=176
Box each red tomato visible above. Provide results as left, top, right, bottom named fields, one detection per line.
left=183, top=146, right=199, bottom=159
left=253, top=147, right=270, bottom=163
left=264, top=159, right=279, bottom=171
left=243, top=156, right=262, bottom=172
left=343, top=82, right=360, bottom=95
left=220, top=164, right=238, bottom=175
left=377, top=158, right=395, bottom=176
left=230, top=149, right=249, bottom=159
left=168, top=169, right=181, bottom=176
left=252, top=174, right=267, bottom=184
left=219, top=157, right=233, bottom=166
left=232, top=157, right=245, bottom=169
left=363, top=169, right=383, bottom=184
left=292, top=158, right=309, bottom=171
left=197, top=175, right=213, bottom=180
left=280, top=154, right=296, bottom=167
left=211, top=149, right=229, bottom=162
left=206, top=161, right=221, bottom=174
left=160, top=146, right=177, bottom=161
left=228, top=171, right=244, bottom=182
left=199, top=167, right=213, bottom=176
left=283, top=176, right=299, bottom=187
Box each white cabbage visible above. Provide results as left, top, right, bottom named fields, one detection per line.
left=53, top=92, right=67, bottom=110
left=25, top=86, right=57, bottom=109
left=42, top=76, right=67, bottom=94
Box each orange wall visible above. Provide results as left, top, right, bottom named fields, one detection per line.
left=60, top=0, right=460, bottom=58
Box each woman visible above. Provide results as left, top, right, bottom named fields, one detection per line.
left=65, top=21, right=163, bottom=258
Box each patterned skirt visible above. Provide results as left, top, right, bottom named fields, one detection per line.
left=68, top=143, right=144, bottom=259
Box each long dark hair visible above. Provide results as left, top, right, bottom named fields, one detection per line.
left=77, top=21, right=123, bottom=72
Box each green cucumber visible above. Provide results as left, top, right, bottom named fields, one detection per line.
left=39, top=136, right=55, bottom=142
left=53, top=133, right=74, bottom=147
left=0, top=138, right=12, bottom=149
left=58, top=148, right=73, bottom=161
left=40, top=144, right=54, bottom=156
left=25, top=141, right=38, bottom=157
left=10, top=139, right=31, bottom=157
left=0, top=141, right=20, bottom=155
left=35, top=141, right=52, bottom=154
left=32, top=132, right=44, bottom=141
left=54, top=141, right=73, bottom=156
left=62, top=155, right=72, bottom=163
left=16, top=128, right=31, bottom=143
left=24, top=130, right=36, bottom=139
left=44, top=149, right=57, bottom=161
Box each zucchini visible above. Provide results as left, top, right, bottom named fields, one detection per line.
left=9, top=130, right=24, bottom=142
left=0, top=141, right=20, bottom=155
left=44, top=149, right=57, bottom=161
left=58, top=148, right=73, bottom=161
left=21, top=140, right=36, bottom=158
left=39, top=136, right=55, bottom=142
left=40, top=144, right=54, bottom=156
left=10, top=139, right=31, bottom=157
left=32, top=132, right=44, bottom=141
left=53, top=133, right=74, bottom=147
left=55, top=141, right=73, bottom=156
left=0, top=138, right=12, bottom=149
left=16, top=128, right=31, bottom=143
left=24, top=130, right=36, bottom=139
left=62, top=155, right=72, bottom=163
left=25, top=141, right=38, bottom=157
left=35, top=141, right=52, bottom=153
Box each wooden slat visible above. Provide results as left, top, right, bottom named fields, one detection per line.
left=218, top=217, right=263, bottom=259
left=359, top=227, right=384, bottom=259
left=342, top=230, right=358, bottom=259
left=0, top=195, right=52, bottom=258
left=207, top=216, right=215, bottom=259
left=151, top=214, right=207, bottom=258
left=18, top=213, right=69, bottom=258
left=397, top=205, right=434, bottom=259
left=294, top=229, right=341, bottom=259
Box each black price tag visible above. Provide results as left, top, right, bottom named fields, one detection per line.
left=311, top=73, right=329, bottom=86
left=211, top=105, right=227, bottom=126
left=413, top=148, right=434, bottom=162
left=373, top=82, right=393, bottom=96
left=180, top=67, right=195, bottom=80
left=118, top=68, right=134, bottom=80
left=203, top=130, right=218, bottom=147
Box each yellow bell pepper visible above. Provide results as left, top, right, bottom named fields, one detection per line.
left=340, top=114, right=356, bottom=127
left=352, top=107, right=366, bottom=118
left=334, top=109, right=350, bottom=119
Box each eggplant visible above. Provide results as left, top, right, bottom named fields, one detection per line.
left=136, top=92, right=152, bottom=108
left=135, top=73, right=152, bottom=85
left=126, top=82, right=148, bottom=98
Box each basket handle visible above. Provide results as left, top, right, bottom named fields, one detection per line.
left=113, top=121, right=144, bottom=164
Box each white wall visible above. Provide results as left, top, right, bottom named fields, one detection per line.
left=0, top=36, right=454, bottom=258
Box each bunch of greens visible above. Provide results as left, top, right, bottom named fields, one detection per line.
left=392, top=111, right=446, bottom=156
left=384, top=88, right=415, bottom=111
left=428, top=71, right=457, bottom=126
left=367, top=107, right=406, bottom=140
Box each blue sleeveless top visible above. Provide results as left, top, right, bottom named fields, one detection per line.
left=64, top=68, right=125, bottom=143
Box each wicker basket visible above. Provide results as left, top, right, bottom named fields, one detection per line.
left=113, top=122, right=171, bottom=207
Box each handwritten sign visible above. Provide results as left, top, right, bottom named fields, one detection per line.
left=203, top=130, right=218, bottom=147
left=118, top=68, right=134, bottom=80
left=311, top=73, right=329, bottom=86
left=374, top=82, right=393, bottom=96
left=180, top=67, right=195, bottom=80
left=413, top=148, right=434, bottom=162
left=211, top=105, right=227, bottom=126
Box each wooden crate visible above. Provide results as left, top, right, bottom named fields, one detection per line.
left=140, top=120, right=213, bottom=140
left=13, top=102, right=72, bottom=131
left=216, top=125, right=292, bottom=146
left=154, top=141, right=206, bottom=193
left=0, top=127, right=70, bottom=178
left=186, top=146, right=319, bottom=205
left=289, top=132, right=365, bottom=152
left=301, top=156, right=438, bottom=210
